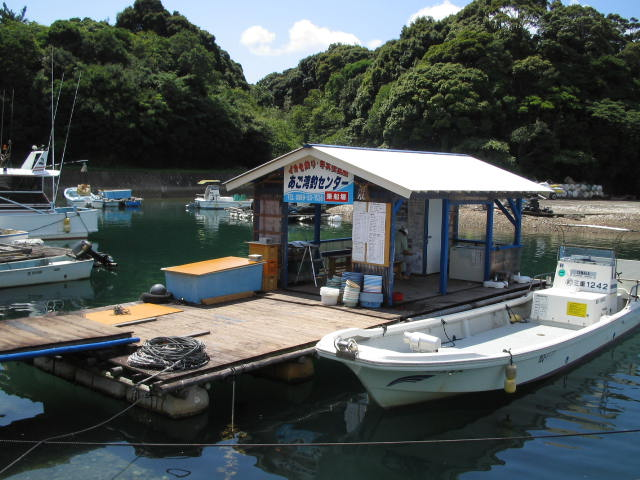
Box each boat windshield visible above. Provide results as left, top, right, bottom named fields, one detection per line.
left=558, top=245, right=616, bottom=267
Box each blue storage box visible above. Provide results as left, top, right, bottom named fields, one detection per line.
left=162, top=256, right=263, bottom=304
left=103, top=189, right=132, bottom=199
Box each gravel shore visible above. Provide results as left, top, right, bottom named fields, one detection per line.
left=462, top=200, right=640, bottom=234
left=329, top=200, right=640, bottom=235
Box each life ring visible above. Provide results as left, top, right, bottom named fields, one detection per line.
left=139, top=291, right=174, bottom=304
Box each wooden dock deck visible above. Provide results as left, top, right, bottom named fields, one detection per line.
left=0, top=314, right=134, bottom=357
left=97, top=291, right=405, bottom=394
left=0, top=281, right=533, bottom=388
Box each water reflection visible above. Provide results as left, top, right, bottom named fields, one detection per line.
left=0, top=317, right=638, bottom=479
left=0, top=280, right=94, bottom=319
left=98, top=207, right=142, bottom=227
left=235, top=333, right=640, bottom=480
left=2, top=201, right=640, bottom=479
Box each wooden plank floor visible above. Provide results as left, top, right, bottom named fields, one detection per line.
left=0, top=314, right=134, bottom=354
left=95, top=286, right=532, bottom=391
left=0, top=286, right=534, bottom=393
left=102, top=292, right=407, bottom=388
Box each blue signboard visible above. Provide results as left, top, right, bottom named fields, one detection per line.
left=283, top=158, right=354, bottom=204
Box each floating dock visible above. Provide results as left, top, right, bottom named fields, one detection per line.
left=0, top=282, right=533, bottom=418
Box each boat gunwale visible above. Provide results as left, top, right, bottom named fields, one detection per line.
left=317, top=297, right=640, bottom=371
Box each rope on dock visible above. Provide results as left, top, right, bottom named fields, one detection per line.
left=127, top=336, right=210, bottom=371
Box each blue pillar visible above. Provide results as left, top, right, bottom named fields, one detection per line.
left=439, top=199, right=450, bottom=295
left=313, top=203, right=322, bottom=244
left=281, top=201, right=290, bottom=287
left=389, top=199, right=405, bottom=306
left=484, top=201, right=494, bottom=281
left=514, top=198, right=523, bottom=246
left=422, top=199, right=429, bottom=275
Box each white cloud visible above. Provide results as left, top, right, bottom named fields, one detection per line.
left=240, top=19, right=363, bottom=56
left=367, top=39, right=383, bottom=50
left=408, top=1, right=462, bottom=24
left=240, top=26, right=277, bottom=55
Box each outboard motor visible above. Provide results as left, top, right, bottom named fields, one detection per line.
left=71, top=240, right=118, bottom=270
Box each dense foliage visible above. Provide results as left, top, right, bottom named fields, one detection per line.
left=0, top=0, right=292, bottom=169
left=259, top=0, right=640, bottom=194
left=1, top=0, right=638, bottom=193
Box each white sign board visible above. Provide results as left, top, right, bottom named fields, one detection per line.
left=284, top=157, right=354, bottom=204
left=352, top=201, right=389, bottom=266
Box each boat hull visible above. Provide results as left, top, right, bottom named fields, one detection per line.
left=194, top=199, right=253, bottom=210
left=64, top=187, right=93, bottom=207
left=0, top=207, right=99, bottom=240
left=317, top=298, right=640, bottom=408
left=0, top=255, right=94, bottom=288
left=0, top=229, right=29, bottom=243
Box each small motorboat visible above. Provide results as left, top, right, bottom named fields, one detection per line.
left=190, top=180, right=252, bottom=210
left=64, top=184, right=93, bottom=207
left=0, top=240, right=116, bottom=289
left=316, top=242, right=640, bottom=408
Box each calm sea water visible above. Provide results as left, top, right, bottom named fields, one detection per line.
left=1, top=198, right=639, bottom=480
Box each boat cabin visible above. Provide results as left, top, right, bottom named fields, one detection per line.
left=225, top=145, right=550, bottom=306
left=0, top=148, right=59, bottom=211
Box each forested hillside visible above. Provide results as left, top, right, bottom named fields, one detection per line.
left=259, top=0, right=640, bottom=194
left=0, top=0, right=293, bottom=169
left=1, top=0, right=638, bottom=193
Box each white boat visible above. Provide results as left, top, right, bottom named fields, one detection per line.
left=64, top=184, right=93, bottom=207
left=0, top=228, right=28, bottom=243
left=0, top=148, right=98, bottom=239
left=190, top=180, right=252, bottom=210
left=316, top=243, right=640, bottom=408
left=0, top=243, right=94, bottom=288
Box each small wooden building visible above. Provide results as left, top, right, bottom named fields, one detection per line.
left=226, top=145, right=548, bottom=305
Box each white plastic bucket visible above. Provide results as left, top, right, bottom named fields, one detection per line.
left=320, top=287, right=340, bottom=305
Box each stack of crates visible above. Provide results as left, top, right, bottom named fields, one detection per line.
left=248, top=241, right=280, bottom=291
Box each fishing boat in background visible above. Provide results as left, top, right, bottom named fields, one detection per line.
left=317, top=235, right=640, bottom=408
left=63, top=184, right=93, bottom=207
left=0, top=147, right=98, bottom=239
left=188, top=180, right=252, bottom=210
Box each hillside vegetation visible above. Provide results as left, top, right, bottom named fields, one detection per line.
left=1, top=0, right=638, bottom=194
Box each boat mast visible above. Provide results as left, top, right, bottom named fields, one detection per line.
left=0, top=88, right=13, bottom=168
left=47, top=52, right=64, bottom=208
left=54, top=73, right=81, bottom=205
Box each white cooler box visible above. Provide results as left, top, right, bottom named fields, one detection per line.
left=531, top=288, right=609, bottom=327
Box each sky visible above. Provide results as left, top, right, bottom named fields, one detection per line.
left=9, top=0, right=639, bottom=84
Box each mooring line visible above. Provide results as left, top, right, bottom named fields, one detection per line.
left=1, top=427, right=638, bottom=450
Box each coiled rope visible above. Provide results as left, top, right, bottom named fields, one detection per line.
left=127, top=336, right=209, bottom=371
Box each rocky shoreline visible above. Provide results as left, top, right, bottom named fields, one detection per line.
left=328, top=200, right=640, bottom=235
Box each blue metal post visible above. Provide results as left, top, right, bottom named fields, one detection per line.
left=484, top=201, right=494, bottom=281
left=422, top=199, right=429, bottom=275
left=439, top=199, right=450, bottom=294
left=281, top=201, right=290, bottom=287
left=514, top=198, right=523, bottom=246
left=313, top=203, right=322, bottom=244
left=388, top=199, right=405, bottom=306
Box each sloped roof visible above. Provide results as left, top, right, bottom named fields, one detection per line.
left=225, top=144, right=550, bottom=198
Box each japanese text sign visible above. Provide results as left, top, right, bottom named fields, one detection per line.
left=283, top=157, right=354, bottom=204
